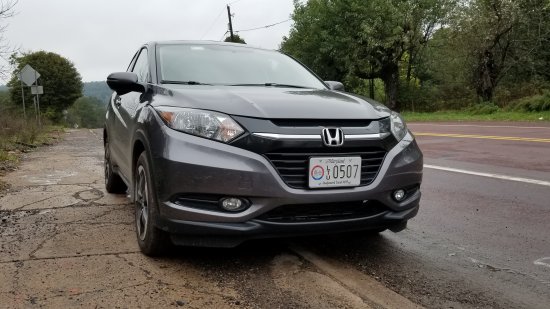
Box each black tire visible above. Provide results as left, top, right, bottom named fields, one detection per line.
left=104, top=141, right=127, bottom=194
left=134, top=152, right=170, bottom=256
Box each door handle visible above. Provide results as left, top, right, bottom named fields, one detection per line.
left=114, top=96, right=122, bottom=107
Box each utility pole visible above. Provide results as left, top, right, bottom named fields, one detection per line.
left=226, top=5, right=234, bottom=42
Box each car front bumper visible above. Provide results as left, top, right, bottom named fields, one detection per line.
left=148, top=125, right=423, bottom=247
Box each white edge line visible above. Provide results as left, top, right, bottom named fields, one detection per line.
left=424, top=164, right=550, bottom=187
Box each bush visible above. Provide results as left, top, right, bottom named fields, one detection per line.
left=507, top=91, right=550, bottom=112
left=494, top=80, right=550, bottom=107
left=0, top=108, right=51, bottom=149
left=465, top=102, right=500, bottom=115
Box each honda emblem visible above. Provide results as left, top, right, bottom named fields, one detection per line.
left=322, top=128, right=344, bottom=147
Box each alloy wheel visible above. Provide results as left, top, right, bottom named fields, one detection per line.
left=104, top=144, right=111, bottom=185
left=135, top=165, right=149, bottom=241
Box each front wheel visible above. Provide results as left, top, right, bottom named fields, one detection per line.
left=134, top=152, right=170, bottom=256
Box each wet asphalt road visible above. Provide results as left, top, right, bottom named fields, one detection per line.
left=327, top=122, right=550, bottom=308
left=0, top=123, right=549, bottom=308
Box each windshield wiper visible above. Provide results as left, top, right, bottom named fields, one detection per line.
left=228, top=83, right=311, bottom=89
left=161, top=80, right=212, bottom=85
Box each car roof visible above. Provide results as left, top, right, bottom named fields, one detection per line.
left=147, top=40, right=275, bottom=52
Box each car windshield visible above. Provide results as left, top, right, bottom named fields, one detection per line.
left=157, top=44, right=327, bottom=89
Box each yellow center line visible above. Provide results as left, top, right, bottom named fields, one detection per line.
left=414, top=132, right=550, bottom=143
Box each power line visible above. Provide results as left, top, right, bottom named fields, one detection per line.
left=228, top=0, right=245, bottom=5
left=235, top=19, right=292, bottom=33
left=200, top=6, right=227, bottom=39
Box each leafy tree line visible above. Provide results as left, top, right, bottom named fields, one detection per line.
left=0, top=2, right=105, bottom=130
left=224, top=34, right=247, bottom=44
left=65, top=96, right=106, bottom=128
left=4, top=51, right=107, bottom=128
left=7, top=51, right=83, bottom=122
left=281, top=0, right=550, bottom=112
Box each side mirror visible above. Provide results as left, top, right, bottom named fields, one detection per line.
left=107, top=72, right=146, bottom=95
left=325, top=81, right=345, bottom=92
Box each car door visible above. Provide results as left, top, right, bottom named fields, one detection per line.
left=111, top=47, right=150, bottom=181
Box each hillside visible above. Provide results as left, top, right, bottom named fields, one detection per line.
left=83, top=81, right=112, bottom=105
left=1, top=82, right=111, bottom=105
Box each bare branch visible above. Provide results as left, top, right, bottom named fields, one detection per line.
left=0, top=0, right=18, bottom=80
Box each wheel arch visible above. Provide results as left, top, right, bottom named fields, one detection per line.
left=131, top=129, right=157, bottom=203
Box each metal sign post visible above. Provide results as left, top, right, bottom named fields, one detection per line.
left=17, top=64, right=42, bottom=127
left=34, top=69, right=41, bottom=127
left=19, top=75, right=26, bottom=119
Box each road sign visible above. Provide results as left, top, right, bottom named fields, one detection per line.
left=31, top=86, right=44, bottom=95
left=18, top=64, right=41, bottom=86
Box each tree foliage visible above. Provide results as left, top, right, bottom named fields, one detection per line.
left=282, top=0, right=550, bottom=111
left=447, top=0, right=550, bottom=102
left=83, top=81, right=111, bottom=105
left=224, top=34, right=246, bottom=44
left=7, top=51, right=83, bottom=122
left=282, top=0, right=454, bottom=110
left=65, top=96, right=105, bottom=129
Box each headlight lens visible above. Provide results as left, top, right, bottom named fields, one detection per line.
left=380, top=111, right=408, bottom=142
left=390, top=111, right=408, bottom=141
left=155, top=107, right=244, bottom=143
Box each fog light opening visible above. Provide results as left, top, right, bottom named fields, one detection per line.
left=393, top=189, right=406, bottom=202
left=219, top=197, right=247, bottom=212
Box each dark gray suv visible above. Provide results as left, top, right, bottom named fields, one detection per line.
left=104, top=41, right=423, bottom=256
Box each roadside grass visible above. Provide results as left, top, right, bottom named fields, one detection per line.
left=402, top=110, right=550, bottom=122
left=0, top=112, right=64, bottom=191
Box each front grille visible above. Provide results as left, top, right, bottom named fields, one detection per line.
left=264, top=148, right=387, bottom=189
left=257, top=200, right=388, bottom=223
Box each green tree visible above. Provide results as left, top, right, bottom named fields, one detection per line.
left=65, top=96, right=105, bottom=128
left=281, top=0, right=453, bottom=110
left=7, top=51, right=83, bottom=122
left=224, top=34, right=246, bottom=44
left=440, top=0, right=550, bottom=102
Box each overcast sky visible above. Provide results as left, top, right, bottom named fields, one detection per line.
left=3, top=0, right=295, bottom=82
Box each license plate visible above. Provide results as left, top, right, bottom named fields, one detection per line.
left=308, top=157, right=362, bottom=188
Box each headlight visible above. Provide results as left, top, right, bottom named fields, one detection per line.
left=390, top=111, right=408, bottom=141
left=379, top=111, right=408, bottom=142
left=155, top=107, right=244, bottom=143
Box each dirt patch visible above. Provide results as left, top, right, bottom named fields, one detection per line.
left=0, top=128, right=64, bottom=195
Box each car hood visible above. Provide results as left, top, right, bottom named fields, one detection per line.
left=152, top=85, right=391, bottom=119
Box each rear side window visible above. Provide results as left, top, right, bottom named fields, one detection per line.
left=132, top=48, right=149, bottom=83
